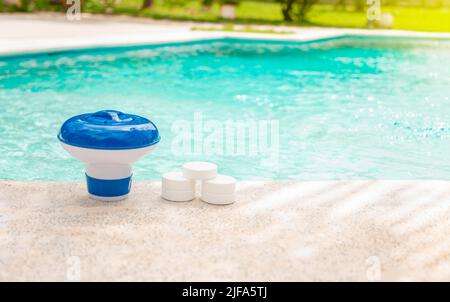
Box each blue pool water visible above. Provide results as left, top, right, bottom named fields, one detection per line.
left=1, top=36, right=450, bottom=181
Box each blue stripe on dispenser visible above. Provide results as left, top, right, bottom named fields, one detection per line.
left=86, top=174, right=132, bottom=197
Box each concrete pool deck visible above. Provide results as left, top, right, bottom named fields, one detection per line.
left=1, top=13, right=450, bottom=281
left=1, top=180, right=450, bottom=281
left=1, top=12, right=450, bottom=56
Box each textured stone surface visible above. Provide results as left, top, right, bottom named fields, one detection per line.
left=1, top=180, right=449, bottom=281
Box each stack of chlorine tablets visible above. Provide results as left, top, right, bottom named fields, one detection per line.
left=161, top=162, right=236, bottom=205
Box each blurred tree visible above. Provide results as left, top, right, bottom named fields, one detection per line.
left=298, top=0, right=316, bottom=21
left=335, top=0, right=347, bottom=10
left=281, top=0, right=295, bottom=21
left=142, top=0, right=152, bottom=9
left=19, top=0, right=31, bottom=11
left=202, top=0, right=214, bottom=7
left=280, top=0, right=316, bottom=22
left=354, top=0, right=365, bottom=11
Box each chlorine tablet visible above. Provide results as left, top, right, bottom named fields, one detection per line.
left=182, top=162, right=218, bottom=180
left=202, top=175, right=236, bottom=195
left=201, top=174, right=236, bottom=205
left=161, top=188, right=195, bottom=202
left=161, top=171, right=195, bottom=202
left=162, top=171, right=195, bottom=191
left=200, top=191, right=235, bottom=205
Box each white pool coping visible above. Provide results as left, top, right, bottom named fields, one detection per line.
left=1, top=13, right=450, bottom=281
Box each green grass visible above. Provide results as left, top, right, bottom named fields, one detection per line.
left=3, top=0, right=450, bottom=32
left=84, top=0, right=286, bottom=23
left=307, top=5, right=450, bottom=32
left=86, top=1, right=450, bottom=32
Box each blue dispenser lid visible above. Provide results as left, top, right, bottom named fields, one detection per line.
left=58, top=110, right=160, bottom=150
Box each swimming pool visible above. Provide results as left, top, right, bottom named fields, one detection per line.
left=1, top=36, right=450, bottom=181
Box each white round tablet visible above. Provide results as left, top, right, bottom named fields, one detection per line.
left=202, top=174, right=236, bottom=195
left=162, top=171, right=195, bottom=191
left=161, top=188, right=195, bottom=202
left=182, top=161, right=218, bottom=180
left=201, top=191, right=235, bottom=205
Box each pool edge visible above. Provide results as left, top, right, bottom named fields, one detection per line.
left=2, top=27, right=450, bottom=60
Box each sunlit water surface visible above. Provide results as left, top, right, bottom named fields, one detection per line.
left=1, top=36, right=450, bottom=180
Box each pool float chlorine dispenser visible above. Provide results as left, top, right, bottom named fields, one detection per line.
left=58, top=110, right=160, bottom=201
